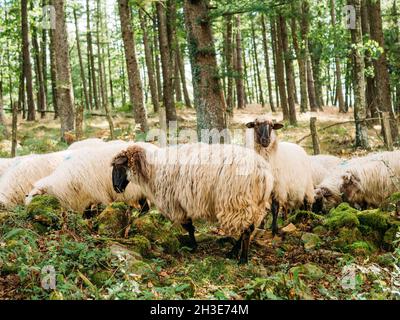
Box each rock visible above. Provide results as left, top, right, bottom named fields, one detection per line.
left=289, top=263, right=325, bottom=281
left=26, top=195, right=62, bottom=232
left=357, top=209, right=389, bottom=232
left=332, top=227, right=362, bottom=249
left=301, top=232, right=321, bottom=250
left=323, top=203, right=360, bottom=230
left=312, top=225, right=328, bottom=235
left=130, top=235, right=152, bottom=257
left=91, top=270, right=113, bottom=286
left=346, top=241, right=375, bottom=256
left=96, top=202, right=131, bottom=237
left=282, top=223, right=297, bottom=233
left=289, top=210, right=323, bottom=225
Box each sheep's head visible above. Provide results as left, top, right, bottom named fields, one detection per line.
left=340, top=172, right=361, bottom=204
left=25, top=187, right=45, bottom=205
left=313, top=186, right=342, bottom=214
left=111, top=145, right=149, bottom=193
left=246, top=118, right=283, bottom=148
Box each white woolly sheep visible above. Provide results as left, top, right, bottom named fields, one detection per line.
left=246, top=117, right=315, bottom=235
left=26, top=142, right=158, bottom=213
left=67, top=138, right=106, bottom=150
left=313, top=151, right=400, bottom=212
left=111, top=143, right=274, bottom=264
left=0, top=158, right=15, bottom=177
left=0, top=151, right=74, bottom=208
left=309, top=154, right=342, bottom=186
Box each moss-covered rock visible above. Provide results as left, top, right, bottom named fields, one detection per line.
left=301, top=232, right=322, bottom=250
left=312, top=225, right=328, bottom=236
left=289, top=210, right=323, bottom=225
left=357, top=210, right=389, bottom=233
left=332, top=227, right=362, bottom=249
left=96, top=202, right=131, bottom=237
left=346, top=241, right=376, bottom=256
left=383, top=225, right=400, bottom=247
left=158, top=234, right=181, bottom=254
left=289, top=263, right=325, bottom=281
left=130, top=235, right=152, bottom=257
left=90, top=270, right=112, bottom=286
left=323, top=203, right=360, bottom=230
left=26, top=195, right=62, bottom=232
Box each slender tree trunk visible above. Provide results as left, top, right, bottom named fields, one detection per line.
left=270, top=18, right=280, bottom=109
left=118, top=0, right=148, bottom=131
left=53, top=0, right=75, bottom=138
left=275, top=18, right=289, bottom=120
left=261, top=15, right=275, bottom=112
left=176, top=44, right=192, bottom=108
left=349, top=0, right=369, bottom=148
left=152, top=8, right=162, bottom=101
left=21, top=0, right=35, bottom=121
left=31, top=24, right=46, bottom=118
left=368, top=0, right=399, bottom=141
left=290, top=11, right=308, bottom=113
left=73, top=8, right=90, bottom=112
left=184, top=0, right=226, bottom=135
left=251, top=20, right=265, bottom=108
left=279, top=14, right=297, bottom=125
left=0, top=81, right=9, bottom=138
left=87, top=0, right=99, bottom=110
left=41, top=0, right=48, bottom=110
left=235, top=16, right=245, bottom=109
left=225, top=16, right=234, bottom=114
left=139, top=9, right=159, bottom=113
left=156, top=2, right=177, bottom=123
left=49, top=28, right=58, bottom=118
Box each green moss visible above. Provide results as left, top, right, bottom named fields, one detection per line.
left=346, top=241, right=376, bottom=255
left=289, top=263, right=325, bottom=281
left=357, top=209, right=389, bottom=232
left=96, top=202, right=131, bottom=237
left=26, top=195, right=62, bottom=232
left=289, top=210, right=323, bottom=225
left=91, top=270, right=112, bottom=286
left=377, top=253, right=395, bottom=267
left=389, top=192, right=400, bottom=202
left=383, top=225, right=400, bottom=247
left=301, top=232, right=322, bottom=250
left=312, top=225, right=328, bottom=235
left=332, top=227, right=362, bottom=249
left=323, top=203, right=360, bottom=230
left=130, top=235, right=152, bottom=257
left=158, top=234, right=181, bottom=254
left=131, top=213, right=162, bottom=241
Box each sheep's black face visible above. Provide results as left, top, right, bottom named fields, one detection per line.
left=246, top=121, right=284, bottom=148
left=112, top=156, right=129, bottom=193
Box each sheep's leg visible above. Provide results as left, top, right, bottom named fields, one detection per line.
left=282, top=206, right=288, bottom=221
left=138, top=198, right=150, bottom=216
left=238, top=224, right=255, bottom=265
left=271, top=198, right=280, bottom=236
left=226, top=235, right=243, bottom=259
left=181, top=219, right=197, bottom=251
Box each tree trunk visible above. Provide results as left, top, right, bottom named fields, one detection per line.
left=275, top=18, right=289, bottom=120
left=0, top=81, right=9, bottom=138
left=31, top=24, right=46, bottom=118
left=261, top=15, right=275, bottom=112
left=290, top=10, right=308, bottom=113
left=270, top=18, right=280, bottom=109
left=152, top=7, right=162, bottom=101
left=225, top=16, right=234, bottom=114
left=330, top=0, right=345, bottom=112
left=49, top=28, right=58, bottom=118
left=279, top=14, right=297, bottom=125
left=235, top=16, right=245, bottom=109
left=139, top=9, right=159, bottom=113
left=118, top=0, right=148, bottom=132
left=53, top=0, right=75, bottom=138
left=368, top=0, right=399, bottom=141
left=251, top=20, right=265, bottom=108
left=176, top=43, right=192, bottom=108
left=41, top=0, right=48, bottom=109
left=349, top=0, right=369, bottom=148
left=184, top=0, right=226, bottom=136
left=156, top=2, right=177, bottom=123
left=73, top=7, right=90, bottom=112
left=86, top=0, right=99, bottom=110
left=21, top=0, right=35, bottom=121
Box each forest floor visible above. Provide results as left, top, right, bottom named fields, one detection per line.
left=0, top=105, right=399, bottom=300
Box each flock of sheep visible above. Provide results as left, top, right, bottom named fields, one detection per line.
left=0, top=116, right=399, bottom=264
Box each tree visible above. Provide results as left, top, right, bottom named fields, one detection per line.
left=118, top=0, right=148, bottom=132
left=184, top=0, right=226, bottom=136
left=261, top=15, right=275, bottom=112
left=53, top=0, right=75, bottom=138
left=251, top=19, right=264, bottom=108
left=235, top=16, right=245, bottom=109
left=349, top=0, right=369, bottom=148
left=21, top=0, right=35, bottom=121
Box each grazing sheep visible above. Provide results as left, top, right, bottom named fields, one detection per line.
left=111, top=143, right=274, bottom=264
left=313, top=151, right=400, bottom=212
left=26, top=142, right=158, bottom=213
left=67, top=138, right=105, bottom=150
left=309, top=154, right=342, bottom=186
left=0, top=158, right=15, bottom=177
left=246, top=117, right=314, bottom=235
left=0, top=151, right=74, bottom=208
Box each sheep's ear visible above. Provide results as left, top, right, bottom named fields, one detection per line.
left=273, top=123, right=284, bottom=130
left=128, top=146, right=150, bottom=181
left=114, top=155, right=128, bottom=166
left=342, top=172, right=359, bottom=185
left=321, top=187, right=332, bottom=198
left=246, top=122, right=255, bottom=128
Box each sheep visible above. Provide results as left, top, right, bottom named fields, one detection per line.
left=0, top=158, right=15, bottom=177
left=246, top=117, right=315, bottom=235
left=313, top=151, right=400, bottom=212
left=309, top=154, right=342, bottom=186
left=111, top=143, right=274, bottom=264
left=26, top=141, right=158, bottom=213
left=0, top=151, right=74, bottom=208
left=67, top=138, right=106, bottom=150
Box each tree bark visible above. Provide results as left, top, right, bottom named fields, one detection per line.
left=49, top=28, right=58, bottom=118
left=251, top=20, right=265, bottom=108
left=21, top=0, right=35, bottom=121
left=176, top=43, right=192, bottom=108
left=349, top=0, right=369, bottom=148
left=261, top=15, right=275, bottom=112
left=275, top=18, right=289, bottom=120
left=184, top=0, right=226, bottom=135
left=31, top=23, right=46, bottom=118
left=225, top=16, right=234, bottom=113
left=0, top=81, right=9, bottom=138
left=53, top=0, right=75, bottom=138
left=118, top=0, right=148, bottom=132
left=235, top=16, right=245, bottom=109
left=86, top=0, right=99, bottom=110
